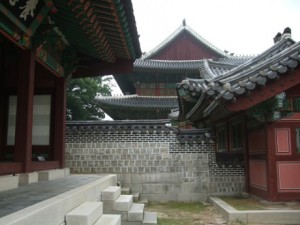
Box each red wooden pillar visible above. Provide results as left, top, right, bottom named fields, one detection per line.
left=53, top=77, right=66, bottom=168
left=155, top=84, right=160, bottom=96
left=14, top=50, right=35, bottom=172
left=266, top=124, right=277, bottom=201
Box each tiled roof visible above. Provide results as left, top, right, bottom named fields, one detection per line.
left=97, top=95, right=178, bottom=109
left=215, top=56, right=255, bottom=65
left=134, top=59, right=205, bottom=73
left=177, top=30, right=300, bottom=121
left=142, top=24, right=228, bottom=59
left=97, top=95, right=178, bottom=120
left=66, top=119, right=174, bottom=134
left=133, top=55, right=252, bottom=75
left=52, top=0, right=141, bottom=62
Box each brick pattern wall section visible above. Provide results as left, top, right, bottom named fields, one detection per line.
left=66, top=121, right=245, bottom=201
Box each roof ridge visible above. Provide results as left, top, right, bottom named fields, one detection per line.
left=135, top=59, right=205, bottom=63
left=97, top=94, right=178, bottom=99
left=212, top=38, right=296, bottom=82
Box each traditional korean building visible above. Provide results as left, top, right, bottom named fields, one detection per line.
left=98, top=21, right=250, bottom=120
left=177, top=28, right=300, bottom=201
left=0, top=0, right=141, bottom=175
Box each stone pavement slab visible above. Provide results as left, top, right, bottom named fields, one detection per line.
left=0, top=174, right=105, bottom=218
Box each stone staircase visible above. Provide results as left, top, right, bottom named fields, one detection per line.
left=102, top=186, right=157, bottom=225
left=66, top=201, right=121, bottom=225
left=121, top=186, right=148, bottom=206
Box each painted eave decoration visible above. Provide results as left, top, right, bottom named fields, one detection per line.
left=0, top=0, right=141, bottom=78
left=177, top=28, right=300, bottom=123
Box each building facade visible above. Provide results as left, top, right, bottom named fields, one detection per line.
left=0, top=0, right=141, bottom=175
left=98, top=22, right=243, bottom=120
left=177, top=28, right=300, bottom=201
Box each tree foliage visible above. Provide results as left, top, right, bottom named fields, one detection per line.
left=67, top=76, right=112, bottom=120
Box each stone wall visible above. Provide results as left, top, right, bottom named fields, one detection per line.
left=66, top=120, right=245, bottom=202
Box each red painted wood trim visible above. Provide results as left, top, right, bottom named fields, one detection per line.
left=155, top=85, right=160, bottom=96
left=14, top=50, right=35, bottom=173
left=0, top=162, right=22, bottom=175
left=53, top=78, right=66, bottom=168
left=277, top=161, right=300, bottom=192
left=267, top=125, right=279, bottom=201
left=151, top=32, right=219, bottom=60
left=275, top=128, right=292, bottom=155
left=31, top=161, right=60, bottom=171
left=226, top=69, right=300, bottom=112
left=249, top=186, right=269, bottom=200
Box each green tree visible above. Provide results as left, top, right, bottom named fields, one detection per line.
left=67, top=76, right=112, bottom=120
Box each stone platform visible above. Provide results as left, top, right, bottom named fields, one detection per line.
left=0, top=174, right=117, bottom=225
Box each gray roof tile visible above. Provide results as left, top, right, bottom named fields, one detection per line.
left=177, top=35, right=300, bottom=120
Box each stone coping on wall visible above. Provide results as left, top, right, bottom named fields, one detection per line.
left=66, top=120, right=212, bottom=143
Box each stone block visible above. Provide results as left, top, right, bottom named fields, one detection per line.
left=167, top=184, right=181, bottom=194
left=103, top=200, right=115, bottom=211
left=102, top=186, right=121, bottom=201
left=121, top=187, right=131, bottom=195
left=143, top=212, right=157, bottom=225
left=178, top=193, right=207, bottom=202
left=38, top=169, right=65, bottom=181
left=122, top=222, right=142, bottom=225
left=94, top=214, right=121, bottom=225
left=64, top=168, right=70, bottom=176
left=128, top=203, right=144, bottom=221
left=181, top=182, right=196, bottom=193
left=131, top=184, right=143, bottom=193
left=132, top=192, right=140, bottom=202
left=66, top=201, right=103, bottom=225
left=246, top=211, right=300, bottom=224
left=142, top=184, right=167, bottom=194
left=0, top=175, right=18, bottom=191
left=103, top=211, right=128, bottom=221
left=114, top=195, right=133, bottom=211
left=142, top=193, right=178, bottom=202
left=19, top=172, right=38, bottom=185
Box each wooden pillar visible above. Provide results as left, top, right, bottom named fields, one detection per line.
left=0, top=45, right=4, bottom=155
left=266, top=123, right=277, bottom=201
left=14, top=50, right=35, bottom=172
left=53, top=77, right=66, bottom=168
left=155, top=84, right=160, bottom=96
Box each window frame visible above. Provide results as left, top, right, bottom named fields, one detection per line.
left=229, top=119, right=244, bottom=152
left=216, top=123, right=228, bottom=152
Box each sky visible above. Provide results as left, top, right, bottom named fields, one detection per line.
left=131, top=0, right=300, bottom=56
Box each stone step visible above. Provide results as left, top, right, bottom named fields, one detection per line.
left=66, top=201, right=103, bottom=225
left=138, top=197, right=148, bottom=206
left=114, top=195, right=133, bottom=211
left=94, top=214, right=121, bottom=225
left=128, top=203, right=144, bottom=222
left=132, top=192, right=140, bottom=202
left=121, top=186, right=131, bottom=195
left=142, top=212, right=157, bottom=225
left=102, top=186, right=121, bottom=201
